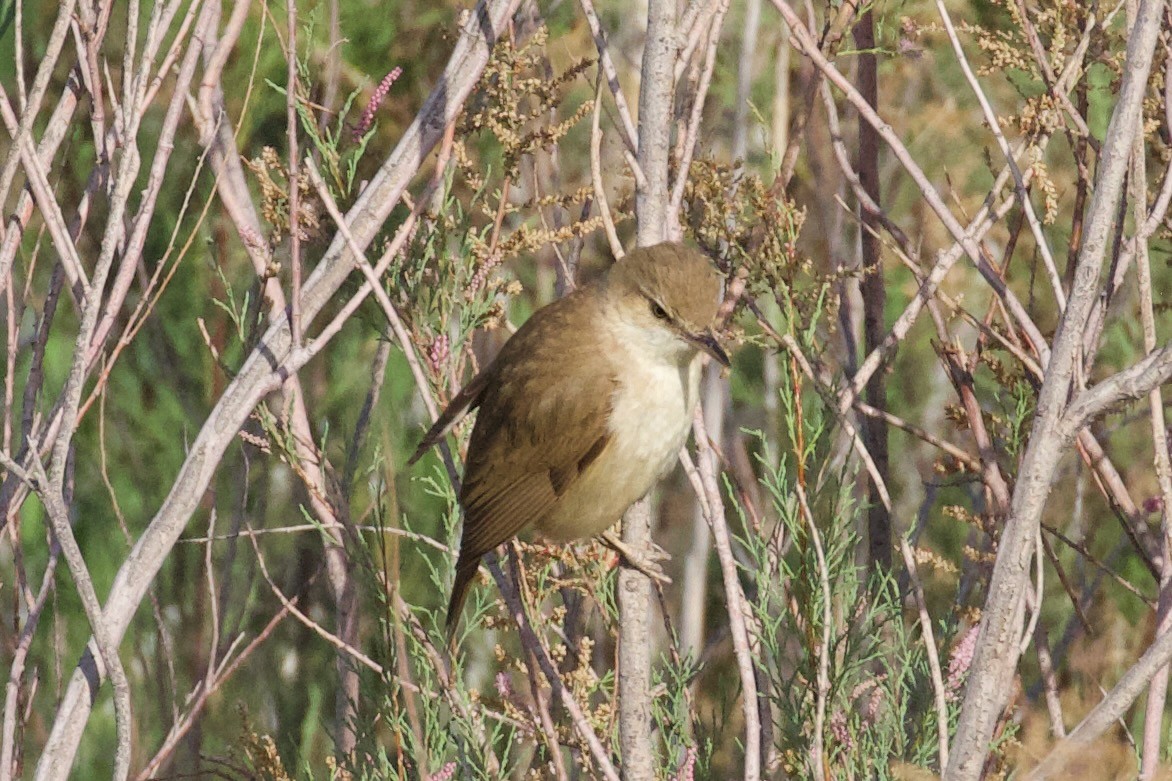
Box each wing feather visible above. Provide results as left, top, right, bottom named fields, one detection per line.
left=408, top=369, right=492, bottom=465
left=445, top=286, right=618, bottom=634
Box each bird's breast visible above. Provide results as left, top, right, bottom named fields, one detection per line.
left=607, top=356, right=698, bottom=470
left=538, top=353, right=701, bottom=541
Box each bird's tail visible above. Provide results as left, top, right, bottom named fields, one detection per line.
left=445, top=555, right=480, bottom=645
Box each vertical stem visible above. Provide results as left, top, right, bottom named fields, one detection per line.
left=852, top=4, right=889, bottom=572
left=634, top=0, right=676, bottom=244
left=619, top=0, right=677, bottom=776
left=770, top=18, right=790, bottom=157
left=320, top=0, right=342, bottom=125
left=694, top=409, right=762, bottom=780
left=1134, top=25, right=1172, bottom=781
left=286, top=0, right=302, bottom=346
left=681, top=369, right=720, bottom=658
left=733, top=0, right=761, bottom=162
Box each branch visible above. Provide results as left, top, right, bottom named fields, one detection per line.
left=1061, top=345, right=1172, bottom=436
left=693, top=408, right=761, bottom=780
left=616, top=0, right=679, bottom=776
left=1026, top=623, right=1172, bottom=779
left=947, top=0, right=1166, bottom=775
left=31, top=1, right=521, bottom=775
left=589, top=75, right=623, bottom=260
left=577, top=0, right=639, bottom=159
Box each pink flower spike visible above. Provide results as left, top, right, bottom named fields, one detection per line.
left=354, top=66, right=404, bottom=141
left=431, top=761, right=457, bottom=781
left=946, top=624, right=980, bottom=699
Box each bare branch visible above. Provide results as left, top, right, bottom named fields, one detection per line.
left=577, top=0, right=639, bottom=160
left=693, top=408, right=761, bottom=780
left=1061, top=346, right=1172, bottom=436
left=31, top=2, right=521, bottom=774
left=948, top=1, right=1166, bottom=774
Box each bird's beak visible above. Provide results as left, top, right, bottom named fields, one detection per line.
left=688, top=329, right=730, bottom=368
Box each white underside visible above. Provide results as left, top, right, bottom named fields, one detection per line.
left=540, top=315, right=701, bottom=541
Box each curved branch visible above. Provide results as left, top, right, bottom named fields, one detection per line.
left=947, top=0, right=1166, bottom=776
left=1062, top=345, right=1172, bottom=436
left=31, top=1, right=521, bottom=776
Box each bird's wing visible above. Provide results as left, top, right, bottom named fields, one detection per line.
left=446, top=296, right=617, bottom=636
left=458, top=358, right=617, bottom=564
left=407, top=368, right=493, bottom=466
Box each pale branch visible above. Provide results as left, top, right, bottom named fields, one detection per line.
left=617, top=0, right=680, bottom=776
left=589, top=75, right=624, bottom=261
left=577, top=0, right=639, bottom=158
left=0, top=0, right=81, bottom=298
left=1026, top=623, right=1172, bottom=779
left=693, top=409, right=761, bottom=780
left=672, top=0, right=722, bottom=84
left=31, top=1, right=522, bottom=775
left=947, top=0, right=1166, bottom=775
left=0, top=81, right=90, bottom=300
left=1061, top=345, right=1172, bottom=436
left=635, top=0, right=677, bottom=245
left=196, top=0, right=251, bottom=145
left=305, top=157, right=441, bottom=426
left=731, top=0, right=761, bottom=162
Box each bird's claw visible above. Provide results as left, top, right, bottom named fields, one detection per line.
left=600, top=531, right=672, bottom=584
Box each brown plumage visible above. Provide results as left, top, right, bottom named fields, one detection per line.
left=409, top=242, right=728, bottom=639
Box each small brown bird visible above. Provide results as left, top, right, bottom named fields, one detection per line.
left=410, top=242, right=729, bottom=638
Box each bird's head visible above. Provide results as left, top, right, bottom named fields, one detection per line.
left=605, top=242, right=730, bottom=368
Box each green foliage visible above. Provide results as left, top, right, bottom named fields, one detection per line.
left=741, top=358, right=951, bottom=778
left=9, top=0, right=1172, bottom=778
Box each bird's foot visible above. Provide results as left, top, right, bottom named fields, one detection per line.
left=600, top=531, right=672, bottom=584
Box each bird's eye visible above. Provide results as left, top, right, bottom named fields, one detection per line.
left=650, top=301, right=669, bottom=320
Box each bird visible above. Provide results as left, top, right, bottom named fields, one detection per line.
left=409, top=241, right=729, bottom=639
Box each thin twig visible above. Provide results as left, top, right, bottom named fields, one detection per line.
left=590, top=74, right=623, bottom=260
left=898, top=538, right=951, bottom=766
left=286, top=0, right=302, bottom=346
left=576, top=0, right=640, bottom=158
left=936, top=0, right=1065, bottom=312
left=693, top=408, right=761, bottom=780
